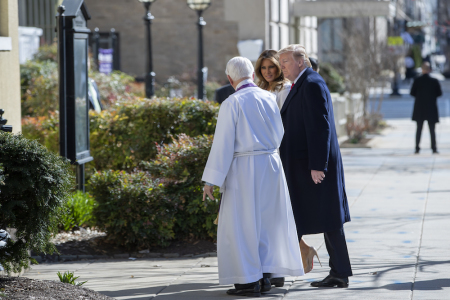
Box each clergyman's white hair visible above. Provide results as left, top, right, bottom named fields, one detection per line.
left=225, top=57, right=254, bottom=81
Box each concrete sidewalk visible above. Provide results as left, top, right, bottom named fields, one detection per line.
left=25, top=118, right=450, bottom=299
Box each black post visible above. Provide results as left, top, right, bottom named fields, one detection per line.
left=94, top=27, right=100, bottom=71
left=110, top=28, right=119, bottom=71
left=143, top=2, right=155, bottom=98
left=57, top=5, right=67, bottom=158
left=197, top=10, right=206, bottom=100
left=76, top=164, right=85, bottom=193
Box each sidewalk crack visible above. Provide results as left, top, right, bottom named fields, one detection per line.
left=410, top=156, right=435, bottom=299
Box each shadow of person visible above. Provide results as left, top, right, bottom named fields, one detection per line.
left=382, top=279, right=450, bottom=291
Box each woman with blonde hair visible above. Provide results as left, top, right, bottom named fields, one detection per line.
left=255, top=50, right=291, bottom=109
left=255, top=49, right=322, bottom=280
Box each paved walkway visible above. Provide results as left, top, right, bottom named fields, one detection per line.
left=25, top=118, right=450, bottom=299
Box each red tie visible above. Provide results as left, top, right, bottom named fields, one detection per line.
left=290, top=83, right=295, bottom=90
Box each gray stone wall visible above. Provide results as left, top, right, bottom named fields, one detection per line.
left=84, top=0, right=239, bottom=84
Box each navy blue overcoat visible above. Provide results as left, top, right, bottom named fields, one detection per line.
left=279, top=68, right=351, bottom=236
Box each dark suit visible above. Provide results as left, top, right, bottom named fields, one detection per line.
left=214, top=84, right=235, bottom=104
left=279, top=68, right=352, bottom=278
left=410, top=74, right=442, bottom=151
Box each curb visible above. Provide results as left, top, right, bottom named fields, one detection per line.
left=30, top=252, right=217, bottom=264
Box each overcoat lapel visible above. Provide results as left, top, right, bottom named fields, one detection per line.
left=280, top=68, right=312, bottom=115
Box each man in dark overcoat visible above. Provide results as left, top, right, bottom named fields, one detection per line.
left=411, top=62, right=442, bottom=154
left=278, top=45, right=352, bottom=288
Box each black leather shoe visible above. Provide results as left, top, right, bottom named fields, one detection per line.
left=270, top=277, right=285, bottom=287
left=310, top=275, right=349, bottom=288
left=415, top=149, right=420, bottom=154
left=259, top=277, right=271, bottom=293
left=433, top=150, right=439, bottom=154
left=227, top=281, right=261, bottom=297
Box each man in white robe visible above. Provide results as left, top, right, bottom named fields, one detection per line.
left=202, top=57, right=304, bottom=297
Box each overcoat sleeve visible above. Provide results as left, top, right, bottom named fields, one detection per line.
left=201, top=99, right=237, bottom=187
left=436, top=79, right=443, bottom=97
left=303, top=81, right=331, bottom=172
left=410, top=79, right=418, bottom=97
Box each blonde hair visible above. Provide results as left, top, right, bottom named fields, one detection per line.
left=278, top=44, right=312, bottom=68
left=255, top=50, right=289, bottom=92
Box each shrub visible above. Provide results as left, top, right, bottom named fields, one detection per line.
left=0, top=132, right=73, bottom=274
left=20, top=60, right=59, bottom=117
left=22, top=98, right=219, bottom=173
left=21, top=112, right=59, bottom=153
left=142, top=134, right=220, bottom=240
left=89, top=97, right=219, bottom=171
left=319, top=62, right=346, bottom=94
left=20, top=44, right=137, bottom=117
left=89, top=134, right=220, bottom=249
left=89, top=71, right=136, bottom=109
left=59, top=191, right=96, bottom=231
left=89, top=170, right=175, bottom=249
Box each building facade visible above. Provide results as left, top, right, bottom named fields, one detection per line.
left=0, top=0, right=21, bottom=133
left=81, top=0, right=317, bottom=84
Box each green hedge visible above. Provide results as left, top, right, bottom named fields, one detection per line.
left=89, top=134, right=220, bottom=249
left=142, top=134, right=220, bottom=240
left=22, top=97, right=219, bottom=172
left=89, top=170, right=175, bottom=249
left=0, top=132, right=73, bottom=274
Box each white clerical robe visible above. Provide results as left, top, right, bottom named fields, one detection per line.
left=202, top=83, right=304, bottom=285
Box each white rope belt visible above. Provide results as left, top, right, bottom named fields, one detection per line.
left=233, top=149, right=278, bottom=158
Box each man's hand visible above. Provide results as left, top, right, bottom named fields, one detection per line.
left=311, top=170, right=325, bottom=184
left=203, top=185, right=215, bottom=201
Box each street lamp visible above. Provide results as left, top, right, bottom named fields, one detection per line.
left=139, top=0, right=157, bottom=98
left=187, top=0, right=211, bottom=100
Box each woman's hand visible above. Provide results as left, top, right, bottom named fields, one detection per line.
left=311, top=170, right=325, bottom=184
left=203, top=185, right=215, bottom=201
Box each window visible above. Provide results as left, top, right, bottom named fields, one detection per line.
left=269, top=0, right=290, bottom=50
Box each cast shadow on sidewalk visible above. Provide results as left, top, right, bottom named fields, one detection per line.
left=99, top=282, right=288, bottom=299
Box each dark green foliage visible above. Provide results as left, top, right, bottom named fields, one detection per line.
left=57, top=271, right=87, bottom=286
left=60, top=191, right=96, bottom=231
left=89, top=170, right=175, bottom=249
left=0, top=133, right=73, bottom=274
left=319, top=62, right=346, bottom=94
left=22, top=98, right=219, bottom=173
left=88, top=97, right=219, bottom=171
left=89, top=134, right=220, bottom=249
left=142, top=134, right=220, bottom=240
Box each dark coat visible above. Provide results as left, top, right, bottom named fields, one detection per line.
left=214, top=84, right=235, bottom=104
left=411, top=74, right=442, bottom=123
left=279, top=68, right=350, bottom=236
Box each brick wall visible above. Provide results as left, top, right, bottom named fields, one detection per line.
left=84, top=0, right=239, bottom=84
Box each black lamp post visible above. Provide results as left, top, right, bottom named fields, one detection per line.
left=139, top=0, right=156, bottom=98
left=187, top=0, right=211, bottom=100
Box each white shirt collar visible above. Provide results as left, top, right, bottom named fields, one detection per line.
left=294, top=68, right=308, bottom=84
left=235, top=78, right=254, bottom=91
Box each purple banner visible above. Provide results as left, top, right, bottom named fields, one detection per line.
left=98, top=48, right=113, bottom=74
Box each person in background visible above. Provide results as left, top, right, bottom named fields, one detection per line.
left=202, top=57, right=304, bottom=296
left=255, top=49, right=322, bottom=278
left=88, top=78, right=103, bottom=113
left=411, top=62, right=442, bottom=154
left=87, top=58, right=103, bottom=113
left=214, top=83, right=235, bottom=104
left=309, top=57, right=320, bottom=73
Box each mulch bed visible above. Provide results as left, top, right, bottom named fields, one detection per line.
left=32, top=229, right=217, bottom=262
left=0, top=276, right=113, bottom=299
left=340, top=137, right=372, bottom=148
